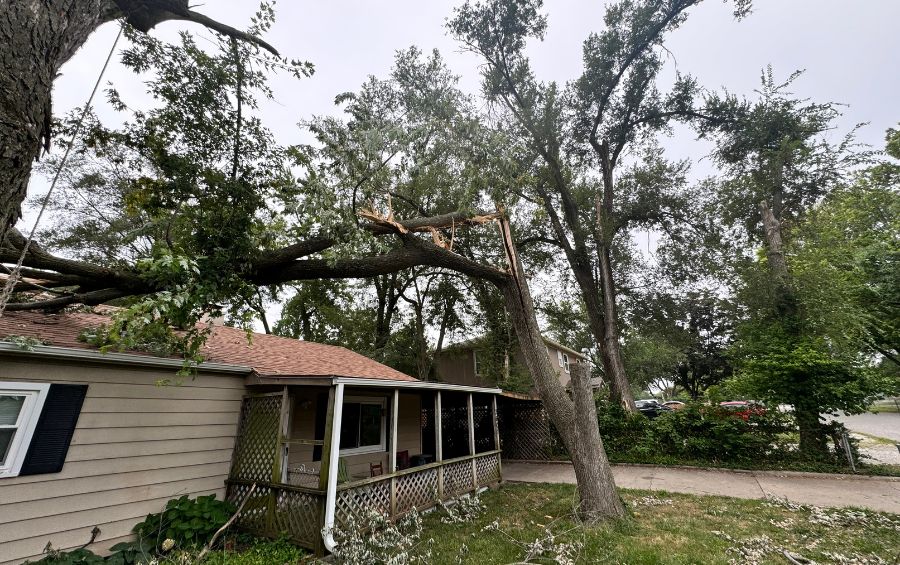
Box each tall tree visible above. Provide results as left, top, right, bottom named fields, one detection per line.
left=448, top=0, right=749, bottom=412
left=701, top=70, right=884, bottom=454
left=1, top=36, right=626, bottom=519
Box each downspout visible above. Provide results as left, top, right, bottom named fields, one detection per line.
left=322, top=383, right=345, bottom=552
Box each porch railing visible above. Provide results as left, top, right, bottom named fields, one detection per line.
left=226, top=450, right=502, bottom=549
left=334, top=449, right=502, bottom=527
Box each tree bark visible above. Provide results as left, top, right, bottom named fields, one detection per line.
left=0, top=0, right=280, bottom=246
left=497, top=217, right=624, bottom=520
left=760, top=200, right=825, bottom=454
left=596, top=245, right=635, bottom=411
left=0, top=1, right=117, bottom=244
left=569, top=361, right=623, bottom=520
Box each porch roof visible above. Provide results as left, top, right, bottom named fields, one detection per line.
left=247, top=374, right=501, bottom=395
left=0, top=310, right=416, bottom=382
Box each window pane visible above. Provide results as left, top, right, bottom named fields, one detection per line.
left=0, top=429, right=14, bottom=465
left=359, top=404, right=382, bottom=447
left=0, top=396, right=25, bottom=426
left=339, top=404, right=360, bottom=449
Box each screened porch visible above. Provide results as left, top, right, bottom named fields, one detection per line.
left=225, top=378, right=502, bottom=554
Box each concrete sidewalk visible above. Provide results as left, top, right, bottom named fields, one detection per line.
left=503, top=462, right=900, bottom=514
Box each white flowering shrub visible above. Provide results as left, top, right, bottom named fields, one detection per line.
left=438, top=492, right=487, bottom=524
left=481, top=520, right=583, bottom=565
left=326, top=508, right=433, bottom=565
left=630, top=495, right=674, bottom=507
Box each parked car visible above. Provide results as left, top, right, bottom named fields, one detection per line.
left=719, top=401, right=766, bottom=421
left=635, top=399, right=673, bottom=419
left=662, top=400, right=685, bottom=410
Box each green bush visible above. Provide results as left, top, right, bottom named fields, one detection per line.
left=598, top=400, right=796, bottom=464
left=24, top=548, right=107, bottom=565
left=134, top=494, right=236, bottom=551
left=201, top=538, right=306, bottom=565
left=595, top=398, right=649, bottom=455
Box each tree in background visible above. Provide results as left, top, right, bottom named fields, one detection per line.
left=703, top=71, right=896, bottom=454
left=449, top=0, right=749, bottom=412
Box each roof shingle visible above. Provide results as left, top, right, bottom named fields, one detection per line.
left=0, top=311, right=415, bottom=382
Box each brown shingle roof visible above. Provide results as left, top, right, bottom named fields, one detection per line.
left=0, top=310, right=415, bottom=382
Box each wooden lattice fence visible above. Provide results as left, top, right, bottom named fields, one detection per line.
left=499, top=398, right=567, bottom=461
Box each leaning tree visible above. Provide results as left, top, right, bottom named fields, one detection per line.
left=1, top=30, right=625, bottom=519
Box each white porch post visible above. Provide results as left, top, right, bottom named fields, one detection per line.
left=435, top=390, right=443, bottom=497
left=390, top=388, right=399, bottom=516
left=491, top=394, right=500, bottom=452
left=390, top=389, right=399, bottom=472
left=468, top=392, right=476, bottom=485
left=322, top=383, right=345, bottom=552
left=492, top=394, right=502, bottom=482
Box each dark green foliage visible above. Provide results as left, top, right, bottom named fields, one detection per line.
left=597, top=399, right=795, bottom=463
left=134, top=494, right=236, bottom=551
left=23, top=541, right=152, bottom=565
left=24, top=549, right=107, bottom=565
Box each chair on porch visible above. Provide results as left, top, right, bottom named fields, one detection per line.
left=397, top=450, right=410, bottom=470
left=370, top=461, right=384, bottom=477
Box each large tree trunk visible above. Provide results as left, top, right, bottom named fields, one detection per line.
left=596, top=245, right=635, bottom=411
left=570, top=259, right=637, bottom=414
left=497, top=218, right=624, bottom=520
left=760, top=200, right=826, bottom=455
left=0, top=1, right=116, bottom=244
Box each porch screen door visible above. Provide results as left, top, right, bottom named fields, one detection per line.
left=229, top=392, right=286, bottom=482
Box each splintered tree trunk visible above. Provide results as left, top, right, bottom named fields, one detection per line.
left=0, top=1, right=116, bottom=243
left=497, top=219, right=624, bottom=520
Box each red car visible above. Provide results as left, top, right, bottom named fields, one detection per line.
left=719, top=401, right=765, bottom=421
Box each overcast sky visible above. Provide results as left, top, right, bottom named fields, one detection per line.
left=51, top=0, right=899, bottom=158
left=32, top=0, right=900, bottom=330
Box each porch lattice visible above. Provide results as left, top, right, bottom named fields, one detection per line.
left=229, top=394, right=282, bottom=481
left=226, top=388, right=503, bottom=555
left=499, top=398, right=565, bottom=461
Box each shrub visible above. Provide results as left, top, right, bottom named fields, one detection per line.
left=208, top=538, right=307, bottom=565
left=595, top=398, right=649, bottom=455
left=598, top=400, right=796, bottom=464
left=134, top=494, right=236, bottom=552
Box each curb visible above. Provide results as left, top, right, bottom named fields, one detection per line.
left=503, top=460, right=900, bottom=482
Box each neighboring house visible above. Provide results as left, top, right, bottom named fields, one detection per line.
left=0, top=311, right=501, bottom=562
left=433, top=335, right=592, bottom=390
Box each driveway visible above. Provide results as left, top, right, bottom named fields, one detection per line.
left=503, top=462, right=900, bottom=514
left=836, top=411, right=900, bottom=442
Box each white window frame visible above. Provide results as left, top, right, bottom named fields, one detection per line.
left=0, top=382, right=51, bottom=479
left=473, top=350, right=482, bottom=376
left=563, top=353, right=570, bottom=374
left=338, top=396, right=386, bottom=456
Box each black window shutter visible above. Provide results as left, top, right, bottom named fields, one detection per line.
left=19, top=384, right=88, bottom=476
left=312, top=392, right=327, bottom=462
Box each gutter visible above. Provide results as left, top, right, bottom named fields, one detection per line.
left=322, top=382, right=345, bottom=552
left=330, top=377, right=501, bottom=395
left=0, top=342, right=252, bottom=375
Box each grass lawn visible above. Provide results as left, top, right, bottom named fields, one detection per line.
left=417, top=484, right=900, bottom=564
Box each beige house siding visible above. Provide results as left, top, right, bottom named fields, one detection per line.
left=433, top=350, right=478, bottom=387
left=0, top=357, right=245, bottom=565
left=435, top=340, right=579, bottom=389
